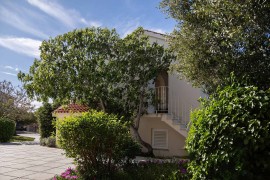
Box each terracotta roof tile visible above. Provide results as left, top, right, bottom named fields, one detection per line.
left=54, top=104, right=89, bottom=114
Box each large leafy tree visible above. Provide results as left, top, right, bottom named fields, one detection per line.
left=19, top=28, right=120, bottom=107
left=160, top=0, right=270, bottom=93
left=0, top=80, right=35, bottom=124
left=19, top=27, right=174, bottom=155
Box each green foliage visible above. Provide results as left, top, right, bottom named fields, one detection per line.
left=36, top=103, right=54, bottom=138
left=186, top=79, right=270, bottom=179
left=54, top=160, right=189, bottom=180
left=160, top=0, right=270, bottom=93
left=19, top=28, right=120, bottom=105
left=18, top=27, right=173, bottom=117
left=115, top=160, right=190, bottom=180
left=10, top=135, right=35, bottom=142
left=0, top=117, right=15, bottom=142
left=18, top=26, right=175, bottom=154
left=57, top=110, right=141, bottom=179
left=0, top=80, right=35, bottom=123
left=40, top=136, right=56, bottom=147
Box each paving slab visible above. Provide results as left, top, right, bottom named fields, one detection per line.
left=0, top=144, right=74, bottom=180
left=0, top=174, right=16, bottom=180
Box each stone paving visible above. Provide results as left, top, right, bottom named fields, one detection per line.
left=0, top=142, right=74, bottom=179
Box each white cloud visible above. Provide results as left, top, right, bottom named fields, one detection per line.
left=0, top=37, right=41, bottom=58
left=115, top=18, right=141, bottom=37
left=80, top=18, right=102, bottom=27
left=27, top=0, right=102, bottom=28
left=0, top=5, right=48, bottom=39
left=4, top=66, right=14, bottom=70
left=1, top=72, right=17, bottom=76
left=4, top=66, right=19, bottom=72
left=31, top=100, right=43, bottom=109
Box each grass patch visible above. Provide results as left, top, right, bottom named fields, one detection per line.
left=10, top=135, right=35, bottom=142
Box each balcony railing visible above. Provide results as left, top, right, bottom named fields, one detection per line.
left=155, top=86, right=168, bottom=113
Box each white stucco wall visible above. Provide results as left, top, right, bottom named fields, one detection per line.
left=138, top=115, right=188, bottom=157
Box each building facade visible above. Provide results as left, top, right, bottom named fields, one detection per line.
left=138, top=30, right=204, bottom=157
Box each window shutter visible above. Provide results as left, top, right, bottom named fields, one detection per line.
left=152, top=129, right=168, bottom=149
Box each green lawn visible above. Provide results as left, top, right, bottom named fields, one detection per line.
left=10, top=135, right=35, bottom=142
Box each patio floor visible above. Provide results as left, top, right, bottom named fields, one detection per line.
left=0, top=144, right=74, bottom=180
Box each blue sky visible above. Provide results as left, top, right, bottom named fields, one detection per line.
left=0, top=0, right=175, bottom=93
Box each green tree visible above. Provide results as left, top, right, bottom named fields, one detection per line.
left=36, top=103, right=54, bottom=138
left=0, top=80, right=35, bottom=124
left=160, top=0, right=270, bottom=93
left=18, top=27, right=174, bottom=155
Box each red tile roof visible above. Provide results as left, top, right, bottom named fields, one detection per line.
left=54, top=104, right=89, bottom=113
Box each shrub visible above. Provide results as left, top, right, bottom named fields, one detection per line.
left=36, top=103, right=54, bottom=138
left=115, top=159, right=190, bottom=180
left=187, top=80, right=270, bottom=179
left=40, top=136, right=56, bottom=147
left=53, top=160, right=189, bottom=180
left=0, top=117, right=15, bottom=142
left=57, top=110, right=140, bottom=179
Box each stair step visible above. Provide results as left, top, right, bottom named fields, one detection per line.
left=180, top=124, right=188, bottom=130
left=161, top=114, right=188, bottom=137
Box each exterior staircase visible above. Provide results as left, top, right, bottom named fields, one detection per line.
left=161, top=114, right=188, bottom=138
left=155, top=86, right=194, bottom=138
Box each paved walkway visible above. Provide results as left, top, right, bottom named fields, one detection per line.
left=0, top=143, right=74, bottom=179
left=16, top=132, right=40, bottom=143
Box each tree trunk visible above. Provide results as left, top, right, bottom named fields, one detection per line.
left=131, top=89, right=154, bottom=157
left=99, top=98, right=106, bottom=112
left=131, top=125, right=154, bottom=157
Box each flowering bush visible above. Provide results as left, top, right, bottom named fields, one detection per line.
left=53, top=168, right=80, bottom=180
left=54, top=159, right=189, bottom=180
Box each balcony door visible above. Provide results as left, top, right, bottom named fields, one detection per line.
left=155, top=72, right=168, bottom=113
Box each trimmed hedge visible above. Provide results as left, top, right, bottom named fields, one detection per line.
left=36, top=103, right=54, bottom=138
left=187, top=82, right=270, bottom=179
left=0, top=117, right=15, bottom=142
left=57, top=110, right=140, bottom=179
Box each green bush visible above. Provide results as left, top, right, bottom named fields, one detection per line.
left=57, top=110, right=140, bottom=179
left=36, top=103, right=54, bottom=138
left=54, top=160, right=189, bottom=180
left=187, top=81, right=270, bottom=179
left=114, top=159, right=190, bottom=180
left=40, top=136, right=56, bottom=147
left=0, top=117, right=15, bottom=142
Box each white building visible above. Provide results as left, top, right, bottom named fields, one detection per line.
left=138, top=30, right=204, bottom=157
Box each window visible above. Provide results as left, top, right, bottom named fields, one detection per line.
left=152, top=129, right=168, bottom=149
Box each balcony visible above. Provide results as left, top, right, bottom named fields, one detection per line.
left=155, top=86, right=168, bottom=113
